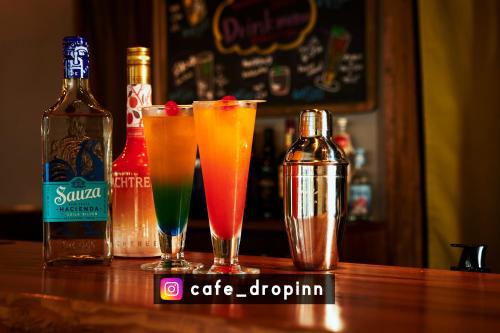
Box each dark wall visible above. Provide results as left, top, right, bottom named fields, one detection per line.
left=77, top=0, right=153, bottom=158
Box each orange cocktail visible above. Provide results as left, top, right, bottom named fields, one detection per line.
left=141, top=103, right=201, bottom=272
left=193, top=98, right=262, bottom=274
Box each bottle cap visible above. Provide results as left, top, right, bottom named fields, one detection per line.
left=127, top=47, right=150, bottom=84
left=127, top=47, right=150, bottom=65
left=299, top=109, right=332, bottom=137
left=336, top=117, right=348, bottom=128
left=63, top=36, right=89, bottom=79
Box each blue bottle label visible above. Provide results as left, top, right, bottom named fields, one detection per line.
left=349, top=184, right=372, bottom=217
left=43, top=177, right=108, bottom=222
left=63, top=36, right=89, bottom=79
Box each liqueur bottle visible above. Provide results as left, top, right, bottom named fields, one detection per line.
left=349, top=148, right=372, bottom=221
left=333, top=117, right=354, bottom=159
left=277, top=117, right=296, bottom=216
left=112, top=47, right=160, bottom=257
left=258, top=128, right=278, bottom=219
left=42, top=36, right=112, bottom=266
left=333, top=117, right=354, bottom=182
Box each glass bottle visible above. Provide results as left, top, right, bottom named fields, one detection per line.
left=333, top=117, right=354, bottom=183
left=333, top=117, right=354, bottom=157
left=42, top=36, right=112, bottom=266
left=349, top=148, right=372, bottom=221
left=278, top=117, right=297, bottom=215
left=112, top=47, right=160, bottom=257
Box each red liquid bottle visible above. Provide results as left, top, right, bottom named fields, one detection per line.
left=112, top=47, right=160, bottom=257
left=333, top=117, right=354, bottom=184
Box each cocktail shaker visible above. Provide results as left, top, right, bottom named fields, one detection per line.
left=283, top=109, right=348, bottom=270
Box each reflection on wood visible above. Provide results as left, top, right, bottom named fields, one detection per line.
left=1, top=242, right=500, bottom=332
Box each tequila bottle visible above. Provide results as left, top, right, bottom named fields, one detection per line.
left=112, top=47, right=160, bottom=257
left=42, top=36, right=112, bottom=266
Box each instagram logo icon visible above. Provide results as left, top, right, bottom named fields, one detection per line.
left=160, top=278, right=183, bottom=301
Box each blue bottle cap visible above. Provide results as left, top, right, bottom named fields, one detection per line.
left=63, top=36, right=89, bottom=79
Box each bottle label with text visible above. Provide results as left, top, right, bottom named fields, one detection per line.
left=43, top=177, right=109, bottom=222
left=113, top=175, right=152, bottom=188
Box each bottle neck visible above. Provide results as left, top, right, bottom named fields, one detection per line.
left=63, top=78, right=90, bottom=94
left=354, top=155, right=365, bottom=170
left=337, top=124, right=347, bottom=134
left=126, top=82, right=151, bottom=138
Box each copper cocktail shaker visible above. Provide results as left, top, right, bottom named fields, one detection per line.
left=283, top=109, right=348, bottom=270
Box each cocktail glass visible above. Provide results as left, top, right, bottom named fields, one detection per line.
left=193, top=98, right=263, bottom=274
left=141, top=103, right=202, bottom=272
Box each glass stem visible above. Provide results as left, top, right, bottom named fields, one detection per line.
left=211, top=233, right=241, bottom=266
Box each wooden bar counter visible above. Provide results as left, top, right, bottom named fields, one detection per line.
left=0, top=241, right=500, bottom=332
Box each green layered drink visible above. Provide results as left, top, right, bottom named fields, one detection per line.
left=141, top=103, right=200, bottom=272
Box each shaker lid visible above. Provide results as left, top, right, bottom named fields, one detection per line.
left=300, top=109, right=332, bottom=137
left=284, top=109, right=348, bottom=165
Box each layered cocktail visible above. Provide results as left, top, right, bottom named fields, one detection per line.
left=193, top=98, right=263, bottom=274
left=141, top=103, right=201, bottom=271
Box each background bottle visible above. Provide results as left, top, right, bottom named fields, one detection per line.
left=349, top=148, right=372, bottom=221
left=333, top=117, right=354, bottom=183
left=42, top=36, right=112, bottom=266
left=112, top=47, right=160, bottom=257
left=278, top=117, right=297, bottom=216
left=333, top=117, right=354, bottom=157
left=258, top=128, right=277, bottom=219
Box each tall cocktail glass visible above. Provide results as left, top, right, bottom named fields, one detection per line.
left=141, top=104, right=201, bottom=272
left=193, top=99, right=263, bottom=274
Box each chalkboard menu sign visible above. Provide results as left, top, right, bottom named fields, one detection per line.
left=163, top=0, right=376, bottom=114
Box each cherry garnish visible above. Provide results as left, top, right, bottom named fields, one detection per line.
left=220, top=95, right=237, bottom=111
left=165, top=100, right=179, bottom=116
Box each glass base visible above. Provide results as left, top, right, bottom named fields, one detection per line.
left=193, top=263, right=259, bottom=275
left=192, top=232, right=260, bottom=274
left=141, top=259, right=203, bottom=272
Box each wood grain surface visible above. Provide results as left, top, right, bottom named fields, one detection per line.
left=0, top=241, right=499, bottom=332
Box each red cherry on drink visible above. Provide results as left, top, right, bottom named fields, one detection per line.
left=165, top=100, right=179, bottom=116
left=127, top=112, right=133, bottom=124
left=220, top=95, right=237, bottom=111
left=129, top=96, right=138, bottom=108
